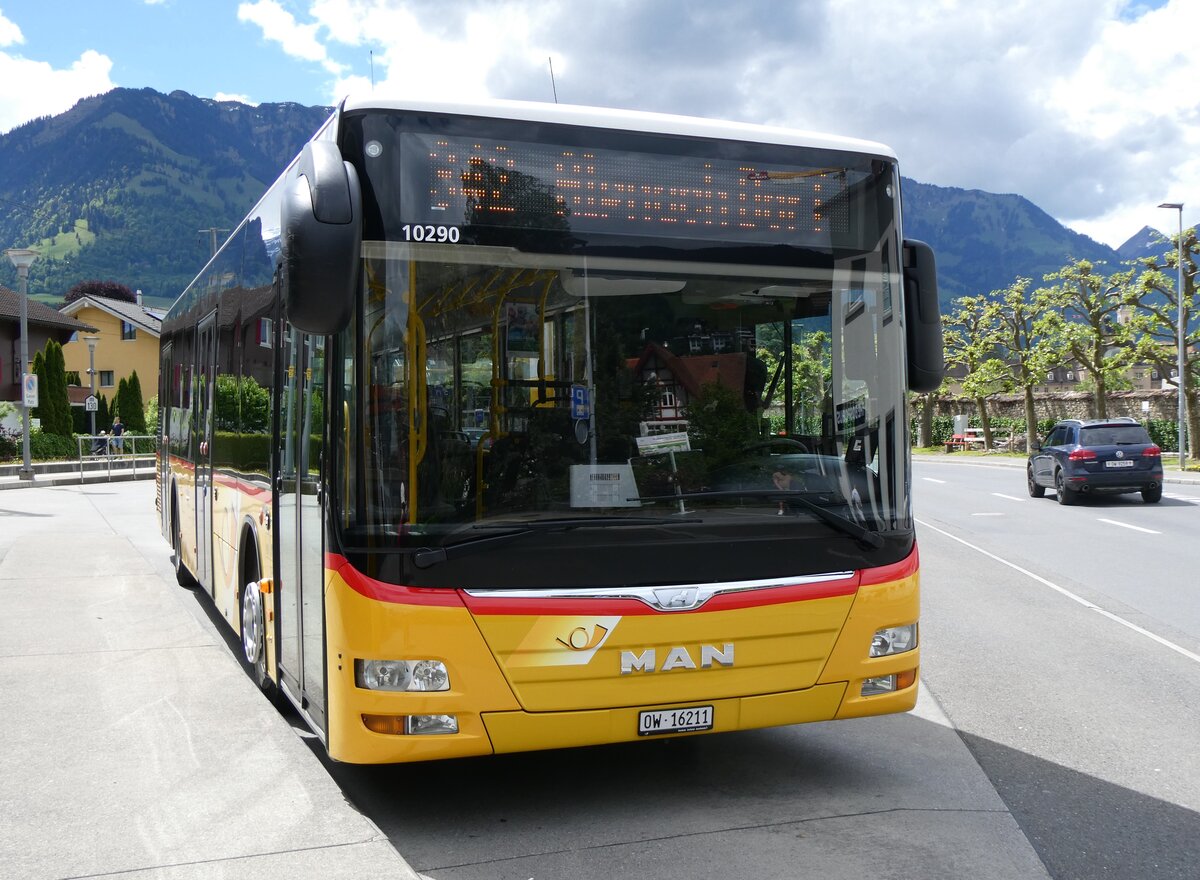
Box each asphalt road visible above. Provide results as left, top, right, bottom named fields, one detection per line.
left=913, top=457, right=1200, bottom=880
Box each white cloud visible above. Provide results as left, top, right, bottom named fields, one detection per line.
left=0, top=48, right=115, bottom=134
left=213, top=91, right=256, bottom=105
left=0, top=9, right=23, bottom=46
left=237, top=0, right=345, bottom=74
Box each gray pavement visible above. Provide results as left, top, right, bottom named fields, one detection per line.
left=0, top=477, right=422, bottom=880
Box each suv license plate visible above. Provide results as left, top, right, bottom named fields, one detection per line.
left=638, top=705, right=714, bottom=736
left=1105, top=460, right=1135, bottom=468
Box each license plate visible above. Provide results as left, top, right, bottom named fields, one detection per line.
left=638, top=705, right=714, bottom=736
left=1105, top=460, right=1135, bottom=468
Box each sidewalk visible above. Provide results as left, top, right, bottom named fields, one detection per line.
left=0, top=479, right=423, bottom=879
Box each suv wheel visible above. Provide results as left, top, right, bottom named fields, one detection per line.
left=1142, top=485, right=1162, bottom=504
left=1055, top=469, right=1078, bottom=506
left=1027, top=466, right=1045, bottom=498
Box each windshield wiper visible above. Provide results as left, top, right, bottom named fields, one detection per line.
left=412, top=516, right=700, bottom=568
left=632, top=490, right=884, bottom=549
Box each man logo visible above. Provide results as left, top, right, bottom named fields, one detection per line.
left=557, top=624, right=609, bottom=651
left=620, top=644, right=735, bottom=674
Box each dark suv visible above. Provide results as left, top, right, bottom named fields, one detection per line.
left=1028, top=418, right=1163, bottom=505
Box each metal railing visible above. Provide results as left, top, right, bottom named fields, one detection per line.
left=74, top=434, right=157, bottom=482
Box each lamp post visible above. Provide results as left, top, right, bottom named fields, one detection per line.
left=1159, top=202, right=1186, bottom=469
left=5, top=247, right=38, bottom=480
left=84, top=335, right=99, bottom=439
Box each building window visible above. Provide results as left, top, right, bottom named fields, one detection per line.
left=121, top=321, right=136, bottom=340
left=1066, top=371, right=1074, bottom=380
left=257, top=317, right=273, bottom=348
left=99, top=371, right=115, bottom=387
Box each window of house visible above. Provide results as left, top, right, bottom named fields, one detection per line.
left=1066, top=371, right=1074, bottom=380
left=257, top=317, right=273, bottom=348
left=121, top=321, right=136, bottom=340
left=100, top=371, right=114, bottom=387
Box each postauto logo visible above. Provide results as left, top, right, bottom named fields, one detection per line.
left=509, top=617, right=620, bottom=667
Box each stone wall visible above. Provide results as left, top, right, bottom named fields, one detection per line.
left=934, top=390, right=1178, bottom=423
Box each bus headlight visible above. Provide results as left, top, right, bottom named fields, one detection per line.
left=870, top=624, right=917, bottom=657
left=355, top=659, right=450, bottom=691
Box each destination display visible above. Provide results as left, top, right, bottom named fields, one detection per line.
left=399, top=131, right=862, bottom=247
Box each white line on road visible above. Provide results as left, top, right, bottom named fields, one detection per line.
left=971, top=512, right=1005, bottom=516
left=1097, top=518, right=1160, bottom=534
left=923, top=478, right=947, bottom=484
left=991, top=493, right=1024, bottom=502
left=918, top=518, right=1200, bottom=666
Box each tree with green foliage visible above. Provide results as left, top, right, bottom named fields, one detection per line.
left=42, top=340, right=73, bottom=436
left=30, top=350, right=47, bottom=428
left=124, top=370, right=148, bottom=433
left=987, top=279, right=1062, bottom=452
left=943, top=295, right=1010, bottom=448
left=685, top=380, right=760, bottom=467
left=1131, top=227, right=1198, bottom=461
left=756, top=325, right=832, bottom=436
left=1040, top=259, right=1138, bottom=420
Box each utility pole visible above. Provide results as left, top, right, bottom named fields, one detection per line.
left=198, top=227, right=229, bottom=258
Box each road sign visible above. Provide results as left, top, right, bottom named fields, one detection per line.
left=22, top=373, right=38, bottom=408
left=570, top=384, right=590, bottom=419
left=85, top=395, right=99, bottom=412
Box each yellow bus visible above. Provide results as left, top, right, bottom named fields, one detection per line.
left=157, top=97, right=943, bottom=763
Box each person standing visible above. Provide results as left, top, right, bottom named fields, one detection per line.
left=110, top=415, right=124, bottom=453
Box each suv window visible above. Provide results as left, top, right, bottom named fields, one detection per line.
left=1046, top=426, right=1069, bottom=446
left=1078, top=425, right=1151, bottom=446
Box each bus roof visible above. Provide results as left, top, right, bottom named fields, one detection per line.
left=337, top=95, right=897, bottom=161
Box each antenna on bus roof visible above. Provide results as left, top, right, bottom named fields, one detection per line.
left=370, top=50, right=375, bottom=91
left=548, top=56, right=558, bottom=103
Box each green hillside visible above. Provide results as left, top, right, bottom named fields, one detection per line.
left=0, top=88, right=330, bottom=306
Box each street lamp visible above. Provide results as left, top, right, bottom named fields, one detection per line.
left=4, top=247, right=38, bottom=480
left=84, top=335, right=99, bottom=440
left=1159, top=202, right=1186, bottom=469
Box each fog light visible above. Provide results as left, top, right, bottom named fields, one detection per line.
left=861, top=669, right=916, bottom=696
left=870, top=624, right=917, bottom=657
left=406, top=714, right=459, bottom=735
left=356, top=659, right=450, bottom=691
left=861, top=675, right=897, bottom=696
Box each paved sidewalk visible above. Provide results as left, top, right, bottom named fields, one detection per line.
left=0, top=480, right=422, bottom=880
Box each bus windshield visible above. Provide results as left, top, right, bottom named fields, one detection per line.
left=335, top=110, right=912, bottom=588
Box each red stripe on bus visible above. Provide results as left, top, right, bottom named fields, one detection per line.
left=327, top=554, right=466, bottom=607
left=857, top=544, right=918, bottom=586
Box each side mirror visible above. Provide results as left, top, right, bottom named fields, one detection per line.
left=281, top=141, right=362, bottom=335
left=902, top=239, right=944, bottom=393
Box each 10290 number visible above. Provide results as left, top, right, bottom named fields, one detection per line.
left=401, top=224, right=460, bottom=243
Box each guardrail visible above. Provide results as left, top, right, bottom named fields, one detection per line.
left=74, top=434, right=157, bottom=482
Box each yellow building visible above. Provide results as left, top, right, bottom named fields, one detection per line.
left=60, top=293, right=163, bottom=410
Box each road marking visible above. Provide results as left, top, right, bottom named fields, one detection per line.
left=923, top=477, right=947, bottom=484
left=917, top=518, right=1200, bottom=666
left=991, top=493, right=1024, bottom=502
left=971, top=512, right=1005, bottom=516
left=1097, top=518, right=1160, bottom=534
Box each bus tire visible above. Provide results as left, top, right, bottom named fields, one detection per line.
left=172, top=503, right=197, bottom=588
left=239, top=551, right=280, bottom=704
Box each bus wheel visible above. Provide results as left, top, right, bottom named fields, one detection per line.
left=240, top=574, right=270, bottom=691
left=172, top=509, right=196, bottom=588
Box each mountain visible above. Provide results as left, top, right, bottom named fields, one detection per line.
left=1115, top=225, right=1169, bottom=264
left=0, top=87, right=1177, bottom=309
left=899, top=181, right=1133, bottom=302
left=0, top=88, right=331, bottom=306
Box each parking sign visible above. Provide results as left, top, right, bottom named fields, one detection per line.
left=22, top=373, right=38, bottom=408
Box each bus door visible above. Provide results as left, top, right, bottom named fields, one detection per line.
left=276, top=328, right=328, bottom=733
left=194, top=313, right=217, bottom=592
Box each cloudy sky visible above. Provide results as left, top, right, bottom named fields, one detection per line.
left=0, top=0, right=1194, bottom=248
